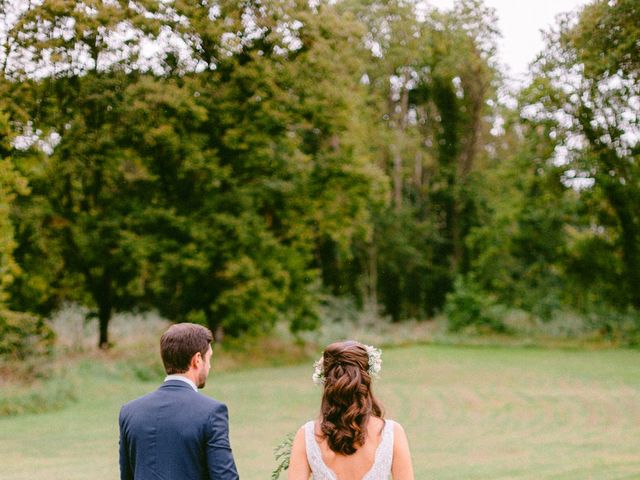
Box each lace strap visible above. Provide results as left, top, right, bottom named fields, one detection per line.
left=304, top=421, right=336, bottom=480
left=362, top=419, right=395, bottom=480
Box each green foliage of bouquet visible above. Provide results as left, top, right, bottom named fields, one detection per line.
left=272, top=433, right=294, bottom=479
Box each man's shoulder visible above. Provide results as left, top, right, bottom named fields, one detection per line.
left=191, top=391, right=227, bottom=411
left=119, top=390, right=158, bottom=415
left=120, top=385, right=226, bottom=413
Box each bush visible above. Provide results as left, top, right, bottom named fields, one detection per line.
left=444, top=276, right=508, bottom=333
left=0, top=377, right=77, bottom=416
left=585, top=306, right=640, bottom=346
left=0, top=308, right=55, bottom=359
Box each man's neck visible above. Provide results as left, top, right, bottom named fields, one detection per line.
left=164, top=374, right=198, bottom=391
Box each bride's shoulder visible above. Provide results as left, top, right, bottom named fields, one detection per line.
left=294, top=420, right=317, bottom=440
left=292, top=421, right=314, bottom=452
left=392, top=420, right=406, bottom=435
left=389, top=420, right=410, bottom=452
left=375, top=417, right=407, bottom=438
left=384, top=418, right=407, bottom=434
left=302, top=419, right=319, bottom=432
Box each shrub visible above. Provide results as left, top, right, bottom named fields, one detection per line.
left=444, top=276, right=507, bottom=333
left=0, top=308, right=55, bottom=359
left=0, top=377, right=77, bottom=416
left=585, top=306, right=640, bottom=346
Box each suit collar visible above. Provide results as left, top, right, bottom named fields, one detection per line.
left=161, top=379, right=199, bottom=392
left=164, top=374, right=198, bottom=391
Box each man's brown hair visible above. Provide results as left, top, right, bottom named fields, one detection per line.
left=160, top=323, right=213, bottom=374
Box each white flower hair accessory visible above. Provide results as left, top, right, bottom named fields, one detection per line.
left=312, top=344, right=382, bottom=385
left=312, top=357, right=325, bottom=385
left=365, top=344, right=382, bottom=378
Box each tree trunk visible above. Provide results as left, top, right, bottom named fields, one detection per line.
left=393, top=145, right=403, bottom=210
left=450, top=196, right=461, bottom=273
left=414, top=151, right=422, bottom=190
left=458, top=66, right=485, bottom=179
left=214, top=324, right=225, bottom=344
left=392, top=71, right=410, bottom=211
left=205, top=313, right=224, bottom=344
left=97, top=272, right=112, bottom=349
left=367, top=241, right=378, bottom=307
left=98, top=300, right=111, bottom=350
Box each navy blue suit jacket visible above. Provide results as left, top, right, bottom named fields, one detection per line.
left=119, top=380, right=239, bottom=480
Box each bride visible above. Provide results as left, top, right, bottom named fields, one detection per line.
left=288, top=341, right=414, bottom=480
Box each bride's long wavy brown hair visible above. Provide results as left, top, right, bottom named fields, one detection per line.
left=319, top=341, right=384, bottom=455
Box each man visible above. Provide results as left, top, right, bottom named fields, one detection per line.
left=119, top=323, right=239, bottom=480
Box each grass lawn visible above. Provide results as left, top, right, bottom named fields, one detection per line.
left=2, top=344, right=640, bottom=479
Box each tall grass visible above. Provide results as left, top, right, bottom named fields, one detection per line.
left=2, top=301, right=637, bottom=419
left=0, top=375, right=76, bottom=416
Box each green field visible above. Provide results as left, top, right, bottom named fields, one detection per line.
left=2, top=344, right=640, bottom=479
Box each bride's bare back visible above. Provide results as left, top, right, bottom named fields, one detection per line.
left=288, top=417, right=413, bottom=480
left=314, top=416, right=387, bottom=479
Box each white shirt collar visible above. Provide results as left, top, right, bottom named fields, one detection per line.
left=164, top=374, right=198, bottom=392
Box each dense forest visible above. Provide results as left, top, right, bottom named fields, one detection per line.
left=1, top=0, right=638, bottom=354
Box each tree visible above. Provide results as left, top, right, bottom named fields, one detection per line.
left=466, top=101, right=574, bottom=319
left=2, top=0, right=177, bottom=348
left=4, top=0, right=384, bottom=346
left=0, top=95, right=27, bottom=306
left=146, top=1, right=384, bottom=337
left=335, top=0, right=500, bottom=319
left=522, top=0, right=640, bottom=309
left=0, top=81, right=54, bottom=358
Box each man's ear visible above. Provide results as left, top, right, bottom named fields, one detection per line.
left=190, top=351, right=202, bottom=369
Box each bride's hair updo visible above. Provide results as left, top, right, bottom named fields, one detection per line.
left=319, top=341, right=384, bottom=455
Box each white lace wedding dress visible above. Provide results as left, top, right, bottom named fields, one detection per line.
left=304, top=419, right=395, bottom=480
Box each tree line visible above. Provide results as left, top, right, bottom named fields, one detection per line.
left=0, top=0, right=638, bottom=353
